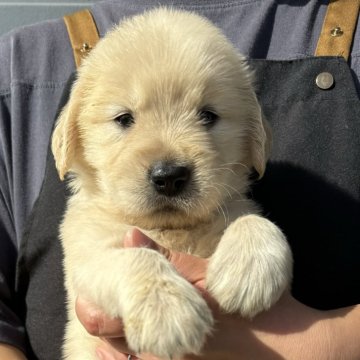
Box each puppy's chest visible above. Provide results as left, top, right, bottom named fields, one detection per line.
left=146, top=225, right=223, bottom=258
left=146, top=200, right=260, bottom=257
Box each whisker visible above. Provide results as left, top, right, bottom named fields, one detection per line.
left=221, top=161, right=250, bottom=171
left=213, top=182, right=233, bottom=199
left=212, top=167, right=238, bottom=176
left=217, top=203, right=228, bottom=226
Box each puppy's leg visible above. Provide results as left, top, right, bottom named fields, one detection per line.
left=65, top=244, right=213, bottom=360
left=206, top=214, right=292, bottom=318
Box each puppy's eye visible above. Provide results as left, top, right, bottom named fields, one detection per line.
left=114, top=113, right=134, bottom=128
left=199, top=109, right=219, bottom=128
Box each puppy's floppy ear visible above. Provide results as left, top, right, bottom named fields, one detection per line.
left=247, top=95, right=272, bottom=178
left=51, top=84, right=81, bottom=181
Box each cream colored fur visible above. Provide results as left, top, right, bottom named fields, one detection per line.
left=52, top=8, right=292, bottom=360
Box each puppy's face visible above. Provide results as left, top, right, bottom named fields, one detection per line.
left=52, top=9, right=270, bottom=230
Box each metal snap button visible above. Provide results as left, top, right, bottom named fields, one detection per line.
left=80, top=43, right=92, bottom=53
left=331, top=26, right=344, bottom=37
left=315, top=72, right=334, bottom=90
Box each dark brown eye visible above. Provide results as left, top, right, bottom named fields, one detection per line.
left=199, top=109, right=219, bottom=128
left=114, top=113, right=134, bottom=128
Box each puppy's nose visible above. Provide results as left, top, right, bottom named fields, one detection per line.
left=150, top=162, right=191, bottom=197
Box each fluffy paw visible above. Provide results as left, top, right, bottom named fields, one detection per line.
left=206, top=215, right=292, bottom=318
left=123, top=274, right=213, bottom=359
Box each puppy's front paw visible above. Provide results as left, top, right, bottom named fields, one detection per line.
left=123, top=273, right=213, bottom=359
left=207, top=215, right=292, bottom=318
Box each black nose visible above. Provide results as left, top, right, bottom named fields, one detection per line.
left=150, top=162, right=191, bottom=197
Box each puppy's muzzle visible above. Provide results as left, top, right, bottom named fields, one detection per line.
left=149, top=161, right=191, bottom=197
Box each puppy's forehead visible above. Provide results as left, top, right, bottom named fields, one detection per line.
left=101, top=9, right=234, bottom=68
left=82, top=9, right=248, bottom=105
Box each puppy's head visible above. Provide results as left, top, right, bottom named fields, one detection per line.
left=52, top=8, right=270, bottom=230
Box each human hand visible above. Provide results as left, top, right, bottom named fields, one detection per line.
left=76, top=228, right=360, bottom=360
left=0, top=344, right=27, bottom=360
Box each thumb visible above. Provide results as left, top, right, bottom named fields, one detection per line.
left=123, top=228, right=160, bottom=250
left=123, top=228, right=172, bottom=260
left=124, top=228, right=207, bottom=287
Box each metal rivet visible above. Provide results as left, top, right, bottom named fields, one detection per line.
left=331, top=27, right=344, bottom=37
left=80, top=43, right=92, bottom=53
left=316, top=72, right=334, bottom=90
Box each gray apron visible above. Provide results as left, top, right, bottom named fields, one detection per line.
left=16, top=57, right=360, bottom=359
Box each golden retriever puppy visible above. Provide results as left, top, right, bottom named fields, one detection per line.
left=52, top=7, right=292, bottom=360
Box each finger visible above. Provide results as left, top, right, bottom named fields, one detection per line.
left=96, top=347, right=129, bottom=360
left=100, top=337, right=168, bottom=360
left=101, top=337, right=156, bottom=359
left=97, top=339, right=142, bottom=360
left=124, top=229, right=206, bottom=283
left=123, top=229, right=218, bottom=310
left=96, top=348, right=141, bottom=360
left=75, top=297, right=125, bottom=337
left=166, top=251, right=208, bottom=286
left=124, top=228, right=160, bottom=250
left=97, top=337, right=142, bottom=359
left=101, top=337, right=131, bottom=354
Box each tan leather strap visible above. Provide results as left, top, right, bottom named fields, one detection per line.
left=63, top=9, right=100, bottom=68
left=315, top=0, right=360, bottom=60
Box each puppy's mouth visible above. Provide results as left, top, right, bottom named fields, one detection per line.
left=139, top=203, right=206, bottom=231
left=151, top=204, right=182, bottom=213
left=121, top=161, right=212, bottom=230
left=148, top=189, right=196, bottom=214
left=121, top=185, right=215, bottom=231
